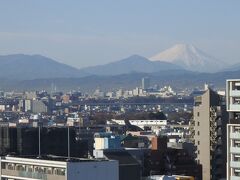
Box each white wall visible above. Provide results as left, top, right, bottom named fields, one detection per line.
left=67, top=160, right=118, bottom=180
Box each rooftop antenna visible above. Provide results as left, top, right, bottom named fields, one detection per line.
left=68, top=126, right=70, bottom=160
left=38, top=125, right=41, bottom=158
left=51, top=83, right=54, bottom=95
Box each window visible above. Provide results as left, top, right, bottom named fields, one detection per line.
left=47, top=168, right=53, bottom=174
left=234, top=140, right=240, bottom=147
left=7, top=163, right=15, bottom=170
left=54, top=168, right=66, bottom=176
left=197, top=112, right=200, bottom=117
left=197, top=122, right=200, bottom=126
left=198, top=141, right=200, bottom=145
left=234, top=155, right=240, bottom=162
left=197, top=131, right=200, bottom=135
left=1, top=163, right=6, bottom=169
left=234, top=169, right=240, bottom=176
left=234, top=127, right=240, bottom=133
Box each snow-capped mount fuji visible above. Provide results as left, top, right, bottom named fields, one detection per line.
left=150, top=44, right=226, bottom=72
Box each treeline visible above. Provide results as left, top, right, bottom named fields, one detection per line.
left=124, top=96, right=193, bottom=104
left=79, top=96, right=193, bottom=104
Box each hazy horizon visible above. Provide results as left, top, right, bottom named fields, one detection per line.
left=0, top=1, right=240, bottom=68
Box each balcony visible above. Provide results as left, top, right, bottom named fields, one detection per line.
left=217, top=139, right=222, bottom=145
left=217, top=129, right=222, bottom=136
left=231, top=147, right=240, bottom=154
left=230, top=176, right=240, bottom=180
left=229, top=104, right=240, bottom=112
left=230, top=90, right=240, bottom=97
left=230, top=161, right=240, bottom=168
left=229, top=118, right=240, bottom=124
left=217, top=119, right=222, bottom=126
left=230, top=132, right=240, bottom=139
left=215, top=149, right=222, bottom=155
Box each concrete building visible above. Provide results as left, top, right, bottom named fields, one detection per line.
left=116, top=89, right=123, bottom=99
left=226, top=79, right=240, bottom=180
left=25, top=91, right=37, bottom=100
left=227, top=124, right=240, bottom=180
left=128, top=119, right=167, bottom=129
left=226, top=79, right=240, bottom=113
left=24, top=99, right=32, bottom=112
left=110, top=119, right=167, bottom=129
left=19, top=99, right=47, bottom=113
left=0, top=126, right=89, bottom=158
left=0, top=156, right=118, bottom=180
left=148, top=136, right=202, bottom=179
left=94, top=133, right=121, bottom=150
left=94, top=149, right=141, bottom=180
left=32, top=100, right=48, bottom=113
left=192, top=88, right=228, bottom=180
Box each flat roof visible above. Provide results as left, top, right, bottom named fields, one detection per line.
left=226, top=79, right=240, bottom=82
left=1, top=155, right=108, bottom=165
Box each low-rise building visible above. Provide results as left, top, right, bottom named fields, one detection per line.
left=0, top=156, right=118, bottom=180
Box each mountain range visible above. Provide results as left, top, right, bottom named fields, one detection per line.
left=0, top=44, right=239, bottom=90
left=0, top=54, right=88, bottom=80
left=150, top=44, right=226, bottom=72
left=2, top=69, right=240, bottom=92
left=81, top=55, right=182, bottom=75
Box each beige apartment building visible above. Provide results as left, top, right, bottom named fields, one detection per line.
left=192, top=88, right=227, bottom=180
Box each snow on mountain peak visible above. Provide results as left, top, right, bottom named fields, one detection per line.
left=149, top=44, right=225, bottom=72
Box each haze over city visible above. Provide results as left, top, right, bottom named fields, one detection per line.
left=0, top=1, right=240, bottom=180
left=0, top=1, right=240, bottom=68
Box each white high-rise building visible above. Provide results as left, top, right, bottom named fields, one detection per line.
left=142, top=77, right=150, bottom=90
left=226, top=79, right=240, bottom=180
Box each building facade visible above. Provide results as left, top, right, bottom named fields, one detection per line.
left=192, top=88, right=227, bottom=180
left=0, top=156, right=118, bottom=180
left=142, top=77, right=150, bottom=90
left=226, top=79, right=240, bottom=180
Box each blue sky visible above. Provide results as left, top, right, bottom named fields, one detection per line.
left=0, top=1, right=240, bottom=68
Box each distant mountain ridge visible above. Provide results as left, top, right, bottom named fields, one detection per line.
left=2, top=69, right=240, bottom=92
left=150, top=44, right=226, bottom=72
left=0, top=54, right=88, bottom=80
left=80, top=55, right=182, bottom=75
left=0, top=46, right=238, bottom=84
left=0, top=54, right=182, bottom=80
left=221, top=63, right=240, bottom=72
left=0, top=52, right=239, bottom=91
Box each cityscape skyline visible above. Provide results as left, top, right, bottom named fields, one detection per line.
left=0, top=1, right=240, bottom=180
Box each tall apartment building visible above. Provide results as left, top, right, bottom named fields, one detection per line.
left=142, top=77, right=150, bottom=90
left=226, top=79, right=240, bottom=180
left=32, top=100, right=48, bottom=113
left=192, top=88, right=228, bottom=180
